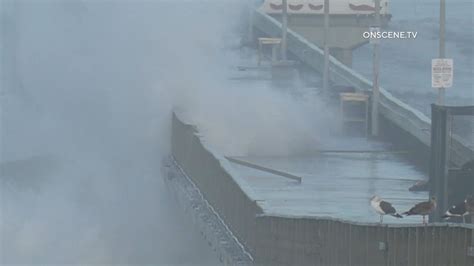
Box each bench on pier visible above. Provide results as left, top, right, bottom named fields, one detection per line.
left=257, top=37, right=281, bottom=66
left=339, top=92, right=370, bottom=137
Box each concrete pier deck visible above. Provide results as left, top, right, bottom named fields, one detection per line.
left=171, top=111, right=474, bottom=266
left=225, top=42, right=431, bottom=225
left=230, top=145, right=429, bottom=224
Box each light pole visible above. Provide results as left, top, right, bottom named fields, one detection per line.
left=371, top=0, right=381, bottom=137
left=281, top=0, right=288, bottom=60
left=322, top=0, right=329, bottom=95
left=247, top=0, right=254, bottom=44
left=438, top=0, right=446, bottom=105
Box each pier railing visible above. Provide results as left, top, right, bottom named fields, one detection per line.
left=255, top=215, right=473, bottom=266
left=171, top=112, right=263, bottom=257
left=252, top=10, right=473, bottom=167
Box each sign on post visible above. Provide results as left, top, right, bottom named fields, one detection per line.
left=432, top=58, right=453, bottom=88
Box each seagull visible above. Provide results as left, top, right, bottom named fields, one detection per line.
left=403, top=196, right=437, bottom=225
left=442, top=198, right=470, bottom=223
left=370, top=195, right=403, bottom=223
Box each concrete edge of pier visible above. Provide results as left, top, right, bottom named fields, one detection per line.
left=258, top=212, right=474, bottom=229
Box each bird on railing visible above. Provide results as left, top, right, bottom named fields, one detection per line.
left=403, top=197, right=437, bottom=225
left=442, top=195, right=472, bottom=223
left=370, top=195, right=403, bottom=224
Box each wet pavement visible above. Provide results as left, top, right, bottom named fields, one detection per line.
left=225, top=47, right=432, bottom=225
left=230, top=147, right=429, bottom=224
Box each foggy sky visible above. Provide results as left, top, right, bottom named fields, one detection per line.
left=0, top=0, right=244, bottom=264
